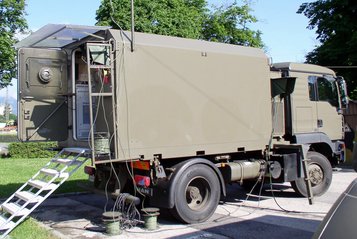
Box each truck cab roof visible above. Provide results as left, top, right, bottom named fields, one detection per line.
left=273, top=62, right=335, bottom=76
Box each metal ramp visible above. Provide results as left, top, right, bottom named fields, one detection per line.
left=0, top=148, right=90, bottom=239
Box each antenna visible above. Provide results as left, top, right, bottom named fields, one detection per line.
left=131, top=0, right=135, bottom=52
left=109, top=0, right=134, bottom=50
left=5, top=87, right=9, bottom=122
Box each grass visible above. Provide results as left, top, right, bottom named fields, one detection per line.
left=10, top=218, right=58, bottom=239
left=0, top=158, right=89, bottom=198
left=0, top=157, right=90, bottom=238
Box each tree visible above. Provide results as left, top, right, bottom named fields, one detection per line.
left=298, top=0, right=357, bottom=99
left=202, top=2, right=263, bottom=48
left=96, top=0, right=263, bottom=48
left=96, top=0, right=207, bottom=39
left=0, top=0, right=27, bottom=88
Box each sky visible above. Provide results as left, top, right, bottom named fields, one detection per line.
left=1, top=0, right=317, bottom=99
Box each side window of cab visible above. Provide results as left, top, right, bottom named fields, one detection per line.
left=308, top=76, right=318, bottom=101
left=308, top=76, right=338, bottom=107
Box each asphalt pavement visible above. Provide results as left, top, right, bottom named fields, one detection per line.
left=29, top=167, right=356, bottom=239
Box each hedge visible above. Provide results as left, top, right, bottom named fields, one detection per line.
left=8, top=142, right=58, bottom=158
left=0, top=134, right=18, bottom=143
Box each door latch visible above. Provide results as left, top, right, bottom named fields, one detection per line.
left=24, top=109, right=30, bottom=120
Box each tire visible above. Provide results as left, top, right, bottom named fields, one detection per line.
left=291, top=151, right=332, bottom=197
left=170, top=164, right=220, bottom=224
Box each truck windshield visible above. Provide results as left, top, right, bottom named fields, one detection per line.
left=308, top=75, right=339, bottom=107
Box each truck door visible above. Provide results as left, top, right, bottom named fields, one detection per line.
left=290, top=72, right=319, bottom=134
left=310, top=75, right=343, bottom=140
left=18, top=48, right=68, bottom=141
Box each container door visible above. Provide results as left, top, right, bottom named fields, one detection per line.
left=18, top=48, right=68, bottom=141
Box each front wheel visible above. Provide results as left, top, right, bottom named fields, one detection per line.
left=291, top=151, right=332, bottom=197
left=170, top=164, right=220, bottom=223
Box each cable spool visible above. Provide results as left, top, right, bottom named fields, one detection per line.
left=102, top=211, right=121, bottom=235
left=94, top=132, right=110, bottom=155
left=141, top=208, right=160, bottom=230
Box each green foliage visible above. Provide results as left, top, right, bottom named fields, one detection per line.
left=298, top=0, right=357, bottom=99
left=11, top=218, right=59, bottom=239
left=0, top=113, right=16, bottom=123
left=0, top=133, right=18, bottom=142
left=9, top=113, right=16, bottom=121
left=0, top=0, right=27, bottom=88
left=96, top=0, right=264, bottom=48
left=8, top=142, right=58, bottom=158
left=202, top=2, right=263, bottom=48
left=96, top=0, right=207, bottom=39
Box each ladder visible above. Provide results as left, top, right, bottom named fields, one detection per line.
left=0, top=147, right=90, bottom=239
left=86, top=42, right=118, bottom=164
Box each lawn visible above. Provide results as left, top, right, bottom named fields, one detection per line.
left=10, top=218, right=58, bottom=239
left=0, top=157, right=90, bottom=238
left=0, top=157, right=90, bottom=198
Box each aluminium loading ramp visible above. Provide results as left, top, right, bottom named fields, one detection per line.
left=0, top=148, right=90, bottom=239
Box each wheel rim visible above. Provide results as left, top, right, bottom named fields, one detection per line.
left=309, top=163, right=324, bottom=186
left=185, top=177, right=210, bottom=211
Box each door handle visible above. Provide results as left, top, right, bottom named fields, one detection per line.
left=22, top=96, right=34, bottom=101
left=22, top=96, right=35, bottom=100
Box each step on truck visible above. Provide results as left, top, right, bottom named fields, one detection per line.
left=15, top=24, right=348, bottom=223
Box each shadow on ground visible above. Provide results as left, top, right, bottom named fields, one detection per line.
left=167, top=215, right=318, bottom=239
left=27, top=182, right=320, bottom=239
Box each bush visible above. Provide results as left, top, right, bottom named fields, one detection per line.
left=0, top=134, right=18, bottom=143
left=8, top=142, right=58, bottom=158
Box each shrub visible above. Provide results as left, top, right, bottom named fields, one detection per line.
left=8, top=142, right=58, bottom=158
left=0, top=134, right=18, bottom=143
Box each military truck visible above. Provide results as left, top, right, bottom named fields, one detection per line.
left=15, top=24, right=348, bottom=223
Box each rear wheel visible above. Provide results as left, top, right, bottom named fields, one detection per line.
left=171, top=164, right=220, bottom=223
left=291, top=151, right=332, bottom=197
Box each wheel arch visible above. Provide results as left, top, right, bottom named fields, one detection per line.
left=167, top=158, right=226, bottom=209
left=293, top=133, right=335, bottom=165
left=309, top=142, right=334, bottom=164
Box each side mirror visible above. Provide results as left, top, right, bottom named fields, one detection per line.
left=336, top=76, right=349, bottom=109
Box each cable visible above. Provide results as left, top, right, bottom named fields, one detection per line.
left=90, top=42, right=144, bottom=229
left=83, top=46, right=123, bottom=218
left=113, top=193, right=141, bottom=229
left=109, top=0, right=132, bottom=42
left=213, top=97, right=325, bottom=219
left=98, top=63, right=123, bottom=215
left=114, top=38, right=147, bottom=202
left=265, top=97, right=327, bottom=215
left=267, top=173, right=327, bottom=215
left=74, top=36, right=142, bottom=232
left=214, top=167, right=267, bottom=223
